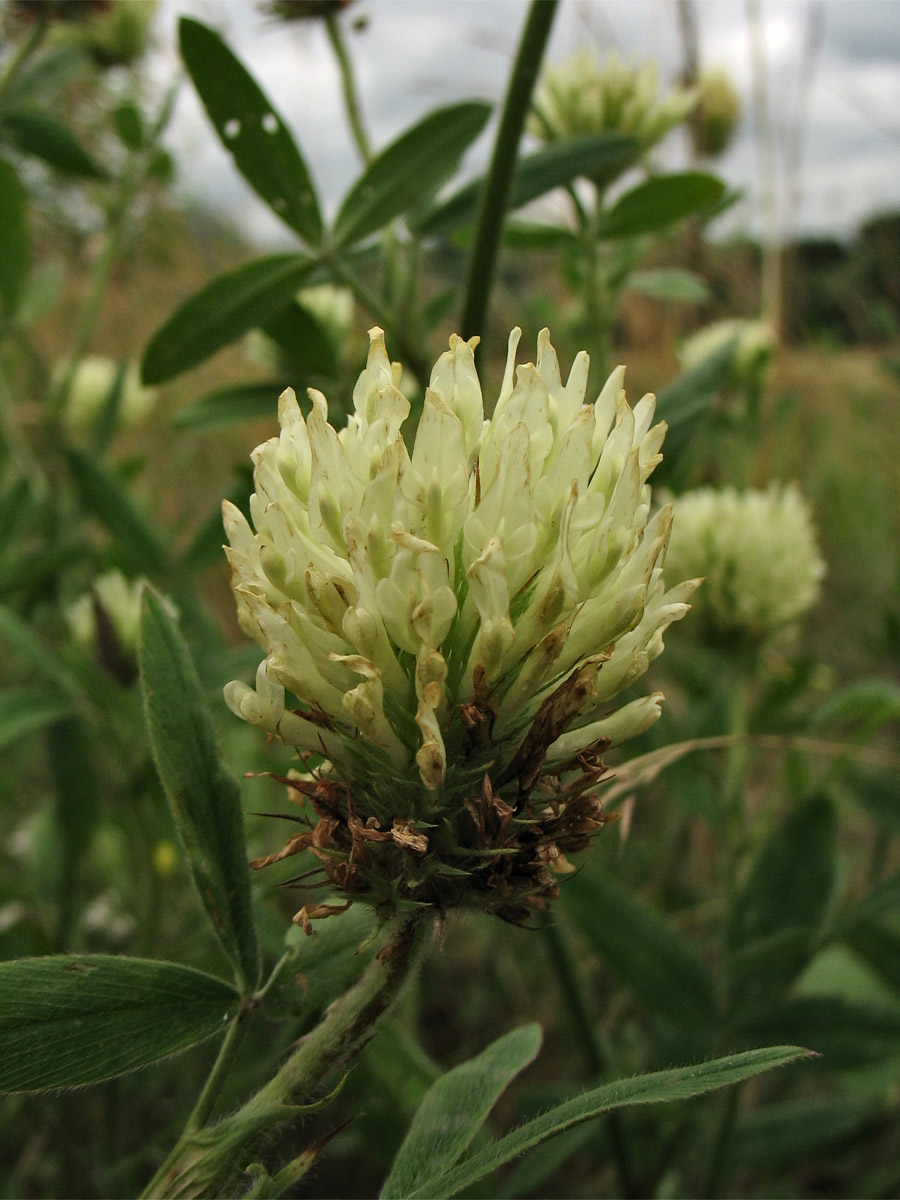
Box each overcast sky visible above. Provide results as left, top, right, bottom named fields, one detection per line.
left=151, top=0, right=900, bottom=247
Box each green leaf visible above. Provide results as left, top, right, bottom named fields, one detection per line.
left=178, top=470, right=253, bottom=571
left=561, top=868, right=719, bottom=1028
left=726, top=797, right=835, bottom=1010
left=730, top=1096, right=883, bottom=1169
left=0, top=538, right=86, bottom=601
left=850, top=770, right=900, bottom=833
left=599, top=172, right=725, bottom=239
left=845, top=867, right=900, bottom=923
left=112, top=100, right=144, bottom=150
left=263, top=300, right=339, bottom=378
left=0, top=687, right=73, bottom=751
left=502, top=221, right=579, bottom=251
left=14, top=258, right=63, bottom=325
left=333, top=101, right=492, bottom=247
left=49, top=714, right=100, bottom=870
left=1, top=110, right=107, bottom=178
left=64, top=447, right=167, bottom=574
left=0, top=605, right=83, bottom=699
left=843, top=920, right=900, bottom=996
left=0, top=955, right=239, bottom=1093
left=139, top=590, right=260, bottom=991
left=0, top=157, right=28, bottom=317
left=626, top=268, right=711, bottom=304
left=173, top=381, right=288, bottom=431
left=420, top=1047, right=810, bottom=1199
left=0, top=44, right=87, bottom=109
left=739, top=997, right=900, bottom=1068
left=415, top=132, right=638, bottom=238
left=141, top=253, right=314, bottom=384
left=380, top=1024, right=542, bottom=1200
left=179, top=18, right=322, bottom=244
left=651, top=333, right=741, bottom=478
left=728, top=797, right=835, bottom=953
left=813, top=678, right=900, bottom=728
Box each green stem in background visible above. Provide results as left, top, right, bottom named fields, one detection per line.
left=461, top=0, right=558, bottom=356
left=580, top=212, right=611, bottom=393
left=325, top=11, right=372, bottom=166
left=47, top=81, right=179, bottom=427
left=722, top=666, right=750, bottom=908
left=0, top=17, right=47, bottom=105
left=702, top=1079, right=742, bottom=1197
left=541, top=915, right=638, bottom=1199
left=143, top=917, right=427, bottom=1200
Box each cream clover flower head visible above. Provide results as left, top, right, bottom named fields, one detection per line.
left=62, top=356, right=157, bottom=431
left=679, top=318, right=774, bottom=393
left=666, top=484, right=825, bottom=645
left=67, top=570, right=175, bottom=682
left=690, top=67, right=742, bottom=159
left=224, top=328, right=697, bottom=926
left=530, top=49, right=697, bottom=152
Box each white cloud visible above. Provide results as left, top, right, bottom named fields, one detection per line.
left=152, top=0, right=900, bottom=244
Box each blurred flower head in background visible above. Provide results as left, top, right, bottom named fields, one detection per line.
left=666, top=484, right=825, bottom=646
left=689, top=67, right=742, bottom=160
left=224, top=327, right=696, bottom=926
left=679, top=317, right=774, bottom=395
left=61, top=356, right=158, bottom=432
left=67, top=571, right=174, bottom=682
left=531, top=48, right=697, bottom=152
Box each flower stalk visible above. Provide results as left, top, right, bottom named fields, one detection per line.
left=143, top=917, right=427, bottom=1199
left=461, top=0, right=558, bottom=350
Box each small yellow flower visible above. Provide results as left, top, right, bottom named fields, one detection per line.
left=225, top=329, right=696, bottom=924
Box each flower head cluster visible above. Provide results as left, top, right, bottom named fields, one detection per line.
left=689, top=67, right=742, bottom=159
left=680, top=318, right=774, bottom=396
left=225, top=329, right=696, bottom=925
left=531, top=49, right=697, bottom=152
left=67, top=570, right=174, bottom=683
left=63, top=356, right=157, bottom=431
left=666, top=484, right=825, bottom=645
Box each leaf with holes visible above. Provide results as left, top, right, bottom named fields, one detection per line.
left=180, top=17, right=323, bottom=244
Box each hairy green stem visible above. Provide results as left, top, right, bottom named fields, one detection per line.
left=183, top=1012, right=251, bottom=1137
left=461, top=0, right=558, bottom=354
left=325, top=12, right=372, bottom=166
left=142, top=917, right=427, bottom=1200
